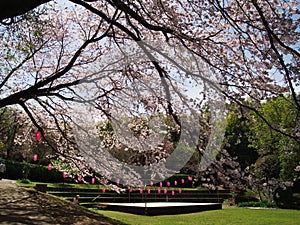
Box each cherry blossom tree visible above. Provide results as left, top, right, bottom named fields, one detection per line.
left=1, top=0, right=298, bottom=130
left=0, top=0, right=299, bottom=186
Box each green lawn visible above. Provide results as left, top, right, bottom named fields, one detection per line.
left=96, top=207, right=300, bottom=225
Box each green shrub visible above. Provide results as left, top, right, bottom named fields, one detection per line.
left=5, top=160, right=25, bottom=179
left=19, top=178, right=32, bottom=184
left=235, top=196, right=259, bottom=204
left=292, top=193, right=300, bottom=210
left=234, top=189, right=259, bottom=204
left=238, top=201, right=276, bottom=208
left=28, top=164, right=64, bottom=183
left=5, top=160, right=64, bottom=183
left=274, top=187, right=293, bottom=209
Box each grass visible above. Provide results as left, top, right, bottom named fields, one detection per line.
left=95, top=207, right=300, bottom=225
left=16, top=180, right=300, bottom=224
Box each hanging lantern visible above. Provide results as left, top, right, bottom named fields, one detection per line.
left=181, top=178, right=185, bottom=184
left=63, top=171, right=67, bottom=179
left=35, top=131, right=41, bottom=141
left=91, top=178, right=95, bottom=184
left=178, top=189, right=182, bottom=194
left=150, top=181, right=154, bottom=186
left=174, top=180, right=177, bottom=186
left=102, top=188, right=106, bottom=193
left=159, top=182, right=163, bottom=187
left=158, top=188, right=161, bottom=194
left=167, top=181, right=170, bottom=187
left=129, top=188, right=133, bottom=193
left=188, top=176, right=193, bottom=181
left=33, top=154, right=38, bottom=162
left=172, top=190, right=175, bottom=196
left=139, top=189, right=143, bottom=194
left=164, top=189, right=167, bottom=195
left=147, top=189, right=151, bottom=194
left=47, top=163, right=52, bottom=171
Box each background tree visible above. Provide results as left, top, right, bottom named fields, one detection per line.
left=249, top=95, right=300, bottom=182
left=224, top=109, right=258, bottom=170
left=0, top=107, right=23, bottom=159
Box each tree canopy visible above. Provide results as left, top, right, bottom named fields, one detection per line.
left=249, top=95, right=300, bottom=181
left=0, top=0, right=299, bottom=185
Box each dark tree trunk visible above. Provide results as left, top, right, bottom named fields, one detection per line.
left=0, top=0, right=51, bottom=21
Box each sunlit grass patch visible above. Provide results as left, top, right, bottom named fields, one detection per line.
left=95, top=207, right=300, bottom=225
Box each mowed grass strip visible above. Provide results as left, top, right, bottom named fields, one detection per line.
left=96, top=207, right=300, bottom=225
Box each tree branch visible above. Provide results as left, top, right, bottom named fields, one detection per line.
left=0, top=0, right=51, bottom=21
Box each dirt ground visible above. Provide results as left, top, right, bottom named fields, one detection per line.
left=0, top=179, right=126, bottom=225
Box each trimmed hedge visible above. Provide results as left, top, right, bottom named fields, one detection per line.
left=5, top=160, right=64, bottom=183
left=238, top=201, right=276, bottom=208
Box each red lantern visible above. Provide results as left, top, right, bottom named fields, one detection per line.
left=181, top=178, right=185, bottom=184
left=164, top=189, right=167, bottom=195
left=91, top=178, right=95, bottom=184
left=129, top=188, right=133, bottom=193
left=172, top=190, right=175, bottom=196
left=63, top=171, right=67, bottom=179
left=102, top=188, right=106, bottom=193
left=35, top=131, right=41, bottom=141
left=158, top=188, right=161, bottom=194
left=47, top=163, right=52, bottom=171
left=174, top=180, right=177, bottom=186
left=33, top=154, right=38, bottom=162
left=159, top=182, right=162, bottom=187
left=178, top=189, right=182, bottom=194
left=139, top=189, right=143, bottom=194
left=150, top=181, right=154, bottom=186
left=167, top=181, right=170, bottom=187
left=147, top=189, right=151, bottom=194
left=188, top=176, right=193, bottom=181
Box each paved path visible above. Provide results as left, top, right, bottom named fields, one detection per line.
left=0, top=179, right=58, bottom=225
left=0, top=179, right=125, bottom=225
